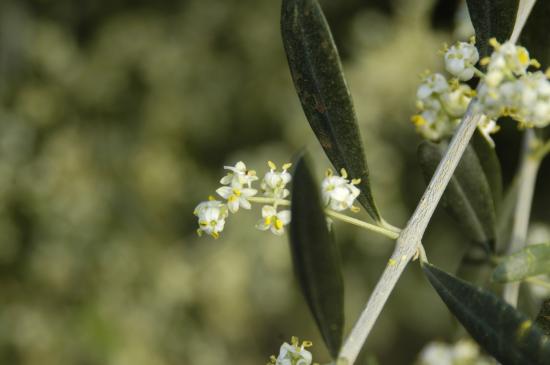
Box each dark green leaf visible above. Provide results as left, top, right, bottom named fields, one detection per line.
left=418, top=140, right=496, bottom=249
left=520, top=0, right=550, bottom=69
left=423, top=262, right=550, bottom=365
left=289, top=154, right=344, bottom=358
left=471, top=130, right=503, bottom=211
left=536, top=299, right=550, bottom=336
left=466, top=0, right=519, bottom=58
left=281, top=0, right=380, bottom=221
left=492, top=243, right=550, bottom=283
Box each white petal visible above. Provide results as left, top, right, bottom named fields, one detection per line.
left=239, top=197, right=251, bottom=210
left=261, top=205, right=277, bottom=218
left=277, top=210, right=291, bottom=225
left=228, top=199, right=239, bottom=213
left=216, top=186, right=233, bottom=199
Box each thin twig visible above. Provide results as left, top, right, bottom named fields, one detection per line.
left=338, top=108, right=483, bottom=364
left=338, top=3, right=538, bottom=360
left=502, top=129, right=541, bottom=307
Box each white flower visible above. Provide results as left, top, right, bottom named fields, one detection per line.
left=193, top=199, right=229, bottom=239
left=256, top=205, right=291, bottom=235
left=261, top=161, right=292, bottom=199
left=488, top=40, right=531, bottom=76
left=514, top=71, right=550, bottom=127
left=440, top=83, right=474, bottom=117
left=321, top=169, right=361, bottom=212
left=444, top=41, right=479, bottom=81
left=216, top=185, right=257, bottom=213
left=417, top=73, right=449, bottom=100
left=411, top=110, right=459, bottom=141
left=477, top=116, right=500, bottom=147
left=273, top=338, right=313, bottom=365
left=219, top=161, right=258, bottom=188
left=418, top=342, right=453, bottom=365
left=451, top=339, right=479, bottom=362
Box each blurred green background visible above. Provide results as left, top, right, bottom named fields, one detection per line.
left=0, top=0, right=548, bottom=364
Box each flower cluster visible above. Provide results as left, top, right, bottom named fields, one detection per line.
left=194, top=162, right=363, bottom=238
left=417, top=339, right=494, bottom=365
left=411, top=39, right=479, bottom=141
left=268, top=337, right=314, bottom=365
left=321, top=168, right=361, bottom=212
left=476, top=39, right=550, bottom=128
left=193, top=161, right=292, bottom=238
left=411, top=38, right=550, bottom=145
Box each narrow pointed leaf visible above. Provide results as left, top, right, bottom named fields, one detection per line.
left=423, top=262, right=550, bottom=365
left=520, top=0, right=550, bottom=69
left=536, top=299, right=550, bottom=336
left=281, top=0, right=380, bottom=221
left=418, top=140, right=496, bottom=249
left=466, top=0, right=519, bottom=58
left=289, top=154, right=344, bottom=358
left=492, top=243, right=550, bottom=283
left=471, top=130, right=503, bottom=210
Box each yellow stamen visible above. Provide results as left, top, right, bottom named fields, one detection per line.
left=351, top=178, right=361, bottom=185
left=340, top=168, right=348, bottom=178
left=275, top=218, right=283, bottom=230
left=233, top=188, right=241, bottom=197
left=530, top=59, right=541, bottom=68
left=282, top=162, right=292, bottom=170
left=268, top=161, right=277, bottom=170
left=518, top=49, right=529, bottom=66
left=411, top=115, right=426, bottom=126
left=325, top=168, right=333, bottom=177
left=489, top=38, right=500, bottom=49
left=208, top=195, right=216, bottom=201
left=388, top=258, right=397, bottom=266
left=350, top=205, right=360, bottom=213
left=264, top=217, right=272, bottom=225
left=211, top=232, right=220, bottom=239
left=480, top=57, right=491, bottom=66
left=302, top=340, right=313, bottom=348
left=196, top=229, right=203, bottom=237
left=469, top=35, right=476, bottom=44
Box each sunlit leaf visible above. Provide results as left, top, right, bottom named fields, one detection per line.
left=281, top=0, right=380, bottom=221
left=289, top=154, right=344, bottom=358
left=423, top=262, right=550, bottom=365
left=492, top=243, right=550, bottom=283
left=466, top=0, right=519, bottom=57
left=536, top=299, right=550, bottom=336
left=418, top=140, right=496, bottom=249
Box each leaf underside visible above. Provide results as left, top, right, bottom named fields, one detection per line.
left=423, top=263, right=550, bottom=365
left=418, top=139, right=497, bottom=250
left=492, top=242, right=550, bottom=283
left=281, top=0, right=380, bottom=221
left=289, top=154, right=344, bottom=359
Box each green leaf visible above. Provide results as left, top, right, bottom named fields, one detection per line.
left=471, top=130, right=503, bottom=211
left=492, top=243, right=550, bottom=283
left=281, top=0, right=380, bottom=221
left=423, top=262, right=550, bottom=365
left=535, top=299, right=550, bottom=336
left=496, top=178, right=519, bottom=252
left=418, top=140, right=496, bottom=249
left=466, top=0, right=519, bottom=58
left=520, top=0, right=550, bottom=69
left=289, top=154, right=344, bottom=358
